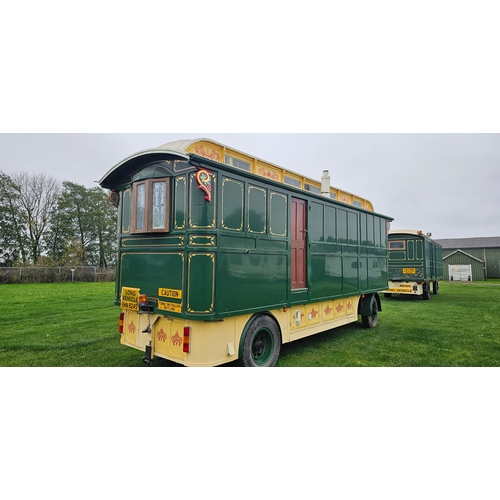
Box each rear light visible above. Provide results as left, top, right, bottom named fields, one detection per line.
left=119, top=312, right=124, bottom=333
left=138, top=294, right=154, bottom=312
left=183, top=326, right=191, bottom=353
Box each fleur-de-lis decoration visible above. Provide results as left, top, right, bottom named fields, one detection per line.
left=196, top=169, right=212, bottom=202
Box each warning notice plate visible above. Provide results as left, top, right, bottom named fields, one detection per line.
left=158, top=301, right=182, bottom=313
left=121, top=287, right=139, bottom=311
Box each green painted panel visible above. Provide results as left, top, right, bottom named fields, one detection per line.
left=218, top=252, right=288, bottom=312
left=343, top=256, right=359, bottom=295
left=310, top=202, right=324, bottom=242
left=310, top=243, right=341, bottom=255
left=416, top=240, right=423, bottom=260
left=220, top=235, right=256, bottom=250
left=270, top=192, right=287, bottom=236
left=389, top=264, right=424, bottom=281
left=359, top=257, right=368, bottom=290
left=380, top=219, right=388, bottom=248
left=122, top=236, right=184, bottom=247
left=189, top=173, right=216, bottom=229
left=187, top=253, right=215, bottom=313
left=188, top=235, right=216, bottom=247
left=310, top=254, right=342, bottom=299
left=374, top=217, right=381, bottom=247
left=389, top=251, right=405, bottom=260
left=222, top=177, right=244, bottom=230
left=366, top=214, right=374, bottom=245
left=248, top=186, right=266, bottom=233
left=174, top=176, right=186, bottom=229
left=368, top=257, right=388, bottom=289
left=407, top=240, right=414, bottom=260
left=348, top=211, right=358, bottom=245
left=120, top=252, right=184, bottom=299
left=360, top=212, right=367, bottom=245
left=325, top=206, right=336, bottom=242
left=257, top=239, right=288, bottom=251
left=337, top=209, right=348, bottom=244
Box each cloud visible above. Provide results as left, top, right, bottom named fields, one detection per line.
left=0, top=133, right=499, bottom=239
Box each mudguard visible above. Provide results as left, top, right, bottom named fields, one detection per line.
left=358, top=293, right=382, bottom=316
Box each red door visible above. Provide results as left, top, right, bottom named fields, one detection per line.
left=291, top=198, right=306, bottom=289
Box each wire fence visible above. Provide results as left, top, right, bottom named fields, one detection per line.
left=0, top=266, right=116, bottom=284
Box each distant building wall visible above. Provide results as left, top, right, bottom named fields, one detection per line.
left=442, top=250, right=485, bottom=281
left=436, top=237, right=500, bottom=279
left=484, top=248, right=500, bottom=278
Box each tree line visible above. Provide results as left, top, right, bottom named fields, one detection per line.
left=0, top=171, right=117, bottom=267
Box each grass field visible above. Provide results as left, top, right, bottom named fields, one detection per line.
left=279, top=280, right=500, bottom=367
left=1, top=281, right=499, bottom=367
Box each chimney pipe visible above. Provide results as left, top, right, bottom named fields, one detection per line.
left=321, top=170, right=330, bottom=198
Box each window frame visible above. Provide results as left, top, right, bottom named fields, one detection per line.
left=132, top=177, right=171, bottom=234
left=389, top=240, right=406, bottom=250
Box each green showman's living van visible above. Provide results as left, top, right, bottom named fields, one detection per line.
left=385, top=230, right=443, bottom=300
left=100, top=138, right=393, bottom=366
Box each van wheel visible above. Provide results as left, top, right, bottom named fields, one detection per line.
left=362, top=295, right=378, bottom=328
left=242, top=315, right=281, bottom=367
left=423, top=284, right=431, bottom=300
left=432, top=281, right=439, bottom=294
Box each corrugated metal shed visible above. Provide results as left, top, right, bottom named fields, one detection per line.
left=442, top=250, right=485, bottom=281
left=434, top=236, right=500, bottom=279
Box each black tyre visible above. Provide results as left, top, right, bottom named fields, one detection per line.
left=242, top=315, right=281, bottom=367
left=362, top=295, right=378, bottom=328
left=432, top=281, right=439, bottom=294
left=422, top=284, right=431, bottom=300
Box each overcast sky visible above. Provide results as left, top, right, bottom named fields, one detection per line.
left=0, top=133, right=498, bottom=240
left=2, top=4, right=499, bottom=242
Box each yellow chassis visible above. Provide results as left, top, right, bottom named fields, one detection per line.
left=120, top=296, right=362, bottom=367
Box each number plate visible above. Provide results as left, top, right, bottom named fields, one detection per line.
left=402, top=268, right=416, bottom=274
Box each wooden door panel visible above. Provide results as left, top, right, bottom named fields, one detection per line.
left=291, top=198, right=306, bottom=289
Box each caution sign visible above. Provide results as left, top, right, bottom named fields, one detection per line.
left=121, top=287, right=139, bottom=311
left=158, top=288, right=183, bottom=299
